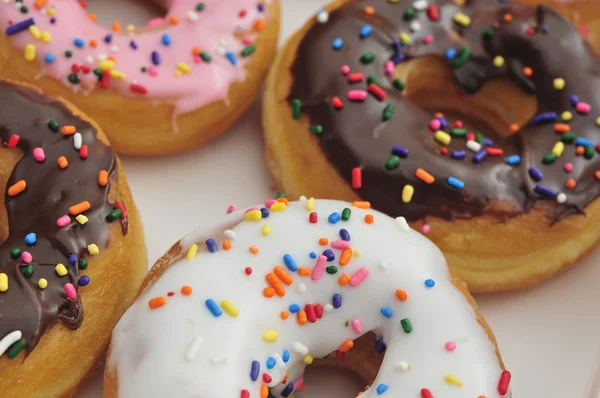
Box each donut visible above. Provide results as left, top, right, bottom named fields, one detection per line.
left=0, top=79, right=147, bottom=397
left=0, top=0, right=280, bottom=156
left=263, top=0, right=600, bottom=293
left=105, top=198, right=510, bottom=398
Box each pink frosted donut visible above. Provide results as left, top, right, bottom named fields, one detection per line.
left=0, top=0, right=280, bottom=155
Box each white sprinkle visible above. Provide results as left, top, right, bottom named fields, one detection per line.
left=380, top=260, right=388, bottom=269
left=110, top=45, right=119, bottom=52
left=466, top=140, right=481, bottom=152
left=394, top=361, right=410, bottom=371
left=316, top=10, right=329, bottom=23
left=217, top=47, right=227, bottom=56
left=185, top=336, right=204, bottom=362
left=97, top=53, right=108, bottom=61
left=292, top=342, right=309, bottom=356
left=73, top=133, right=82, bottom=149
left=220, top=38, right=228, bottom=47
left=85, top=56, right=94, bottom=64
left=0, top=330, right=22, bottom=357
left=186, top=10, right=199, bottom=22
left=210, top=354, right=227, bottom=365
left=323, top=303, right=334, bottom=312
left=296, top=283, right=306, bottom=294
left=557, top=193, right=567, bottom=203
left=395, top=216, right=410, bottom=232
left=410, top=21, right=421, bottom=32
left=224, top=230, right=236, bottom=240
left=299, top=195, right=307, bottom=202
left=413, top=0, right=428, bottom=10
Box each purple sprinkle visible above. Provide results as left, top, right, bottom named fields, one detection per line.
left=5, top=18, right=35, bottom=36
left=531, top=112, right=557, bottom=125
left=451, top=150, right=466, bottom=160
left=129, top=40, right=138, bottom=50
left=79, top=275, right=90, bottom=286
left=436, top=116, right=448, bottom=129
left=323, top=249, right=335, bottom=262
left=250, top=360, right=260, bottom=381
left=392, top=40, right=402, bottom=51
left=260, top=207, right=270, bottom=218
left=332, top=293, right=342, bottom=308
left=68, top=254, right=78, bottom=265
left=151, top=51, right=161, bottom=65
left=570, top=95, right=580, bottom=107
left=483, top=138, right=494, bottom=147
left=528, top=167, right=543, bottom=181
left=205, top=239, right=218, bottom=253
left=50, top=17, right=56, bottom=24
left=391, top=53, right=405, bottom=65
left=534, top=184, right=557, bottom=199
left=257, top=3, right=264, bottom=12
left=339, top=228, right=350, bottom=241
left=375, top=338, right=386, bottom=353
left=473, top=150, right=487, bottom=163
left=392, top=146, right=409, bottom=158
left=541, top=25, right=549, bottom=33
left=104, top=34, right=113, bottom=44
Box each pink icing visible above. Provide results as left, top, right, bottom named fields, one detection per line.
left=0, top=0, right=271, bottom=116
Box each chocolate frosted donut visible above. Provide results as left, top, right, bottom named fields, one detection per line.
left=263, top=0, right=600, bottom=292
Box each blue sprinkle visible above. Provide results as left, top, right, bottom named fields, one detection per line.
left=376, top=384, right=389, bottom=395
left=392, top=40, right=401, bottom=51
left=528, top=166, right=543, bottom=181
left=506, top=154, right=521, bottom=165
left=50, top=17, right=56, bottom=24
left=445, top=48, right=457, bottom=60
left=328, top=212, right=341, bottom=224
left=392, top=146, right=409, bottom=158
left=541, top=25, right=549, bottom=33
left=282, top=350, right=290, bottom=363
left=73, top=38, right=85, bottom=48
left=323, top=249, right=335, bottom=262
left=205, top=299, right=222, bottom=317
left=472, top=149, right=487, bottom=163
left=281, top=383, right=294, bottom=397
left=79, top=276, right=90, bottom=286
left=226, top=51, right=237, bottom=65
left=425, top=278, right=436, bottom=287
left=266, top=357, right=276, bottom=369
left=68, top=254, right=78, bottom=265
left=339, top=228, right=350, bottom=241
left=360, top=24, right=373, bottom=38
left=25, top=233, right=36, bottom=245
left=332, top=293, right=342, bottom=309
left=531, top=112, right=557, bottom=125
left=309, top=252, right=317, bottom=259
left=575, top=137, right=594, bottom=147
left=447, top=177, right=464, bottom=189
left=381, top=308, right=393, bottom=318
left=250, top=360, right=260, bottom=381
left=161, top=34, right=172, bottom=46
left=332, top=38, right=343, bottom=50
left=5, top=18, right=35, bottom=36
left=257, top=3, right=265, bottom=12
left=129, top=40, right=138, bottom=50
left=289, top=304, right=301, bottom=313
left=205, top=239, right=218, bottom=253
left=283, top=254, right=298, bottom=271
left=151, top=51, right=161, bottom=65
left=483, top=138, right=494, bottom=147
left=104, top=34, right=113, bottom=43
left=44, top=54, right=55, bottom=63
left=451, top=150, right=466, bottom=160
left=391, top=53, right=405, bottom=65
left=436, top=116, right=448, bottom=129
left=570, top=95, right=580, bottom=107
left=374, top=338, right=386, bottom=353
left=260, top=207, right=270, bottom=218
left=534, top=184, right=557, bottom=199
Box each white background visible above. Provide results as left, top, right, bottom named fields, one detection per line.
left=79, top=0, right=600, bottom=396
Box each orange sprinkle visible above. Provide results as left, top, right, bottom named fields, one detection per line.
left=415, top=168, right=435, bottom=184
left=89, top=39, right=97, bottom=48
left=298, top=267, right=312, bottom=276
left=509, top=124, right=520, bottom=134
left=107, top=55, right=116, bottom=62
left=260, top=384, right=269, bottom=398
left=395, top=289, right=408, bottom=301
left=364, top=6, right=375, bottom=15
left=34, top=0, right=47, bottom=9
left=266, top=272, right=286, bottom=296
left=477, top=396, right=487, bottom=398
left=7, top=180, right=26, bottom=197
left=98, top=170, right=109, bottom=186
left=298, top=385, right=307, bottom=392
left=503, top=13, right=512, bottom=22
left=61, top=125, right=76, bottom=135
left=112, top=21, right=122, bottom=32
left=554, top=123, right=570, bottom=133
left=596, top=171, right=600, bottom=180
left=319, top=238, right=329, bottom=246
left=280, top=311, right=289, bottom=320
left=565, top=179, right=576, bottom=189
left=223, top=240, right=232, bottom=250
left=576, top=146, right=585, bottom=156
left=297, top=309, right=307, bottom=325
left=364, top=214, right=374, bottom=224
left=192, top=47, right=201, bottom=56
left=434, top=112, right=444, bottom=118
left=274, top=266, right=293, bottom=285
left=88, top=13, right=97, bottom=22
left=351, top=201, right=371, bottom=209
left=277, top=197, right=289, bottom=205
left=68, top=201, right=91, bottom=215
left=148, top=297, right=166, bottom=309
left=263, top=287, right=275, bottom=298
left=181, top=286, right=193, bottom=295
left=254, top=19, right=265, bottom=32
left=249, top=245, right=259, bottom=254
left=522, top=67, right=533, bottom=77
left=338, top=339, right=354, bottom=353
left=339, top=274, right=351, bottom=286
left=339, top=248, right=352, bottom=266
left=169, top=16, right=179, bottom=25
left=58, top=156, right=69, bottom=169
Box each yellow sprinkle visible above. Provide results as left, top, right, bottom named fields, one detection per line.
left=221, top=300, right=239, bottom=317
left=305, top=197, right=315, bottom=211
left=110, top=70, right=126, bottom=80
left=187, top=244, right=198, bottom=260
left=24, top=44, right=36, bottom=62
left=87, top=244, right=99, bottom=255
left=302, top=355, right=314, bottom=365
left=493, top=55, right=504, bottom=68
left=47, top=7, right=56, bottom=17
left=596, top=116, right=600, bottom=126
left=562, top=111, right=573, bottom=122
left=262, top=330, right=279, bottom=342
left=126, top=24, right=136, bottom=32
left=402, top=185, right=414, bottom=203
left=434, top=130, right=451, bottom=146
left=244, top=209, right=262, bottom=222
left=444, top=374, right=463, bottom=387
left=398, top=32, right=411, bottom=44
left=55, top=263, right=68, bottom=277
left=354, top=249, right=361, bottom=258
left=553, top=78, right=566, bottom=90
left=453, top=12, right=471, bottom=27
left=552, top=141, right=565, bottom=157
left=270, top=202, right=286, bottom=212
left=177, top=62, right=192, bottom=74
left=261, top=224, right=271, bottom=236
left=29, top=25, right=41, bottom=40
left=175, top=69, right=183, bottom=77
left=76, top=215, right=88, bottom=225
left=41, top=31, right=52, bottom=43
left=98, top=60, right=115, bottom=71
left=38, top=278, right=48, bottom=289
left=0, top=273, right=8, bottom=292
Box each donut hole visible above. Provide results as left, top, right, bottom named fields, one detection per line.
left=0, top=147, right=21, bottom=243
left=395, top=56, right=537, bottom=139
left=85, top=0, right=167, bottom=29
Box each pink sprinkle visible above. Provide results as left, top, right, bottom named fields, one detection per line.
left=423, top=34, right=433, bottom=44
left=311, top=255, right=327, bottom=281
left=336, top=350, right=346, bottom=362
left=429, top=119, right=441, bottom=131
left=445, top=341, right=457, bottom=351
left=331, top=240, right=351, bottom=249
left=242, top=36, right=253, bottom=45
left=564, top=162, right=574, bottom=173
left=264, top=199, right=278, bottom=208
left=245, top=207, right=259, bottom=213
left=57, top=215, right=71, bottom=227
left=349, top=267, right=369, bottom=287
left=33, top=147, right=45, bottom=162
left=384, top=61, right=394, bottom=76
left=580, top=25, right=589, bottom=38
left=351, top=319, right=363, bottom=333
left=421, top=224, right=430, bottom=234
left=21, top=251, right=32, bottom=263
left=148, top=66, right=159, bottom=77
left=226, top=205, right=237, bottom=214
left=293, top=377, right=304, bottom=391
left=146, top=17, right=165, bottom=28
left=576, top=102, right=591, bottom=114
left=340, top=65, right=350, bottom=75
left=64, top=283, right=77, bottom=299
left=193, top=56, right=202, bottom=64
left=347, top=90, right=368, bottom=101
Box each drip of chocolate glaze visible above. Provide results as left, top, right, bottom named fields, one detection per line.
left=289, top=0, right=600, bottom=221
left=0, top=81, right=125, bottom=355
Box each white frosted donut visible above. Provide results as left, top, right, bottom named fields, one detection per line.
left=106, top=199, right=510, bottom=398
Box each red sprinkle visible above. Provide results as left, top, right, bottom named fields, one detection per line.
left=427, top=4, right=439, bottom=21
left=421, top=388, right=434, bottom=398
left=498, top=370, right=511, bottom=395
left=486, top=147, right=504, bottom=156
left=305, top=304, right=317, bottom=323
left=100, top=71, right=110, bottom=89
left=527, top=27, right=536, bottom=36
left=130, top=83, right=148, bottom=95
left=79, top=144, right=89, bottom=159
left=71, top=64, right=81, bottom=73
left=262, top=374, right=272, bottom=383
left=453, top=120, right=463, bottom=128
left=115, top=201, right=127, bottom=219
left=7, top=134, right=19, bottom=148
left=352, top=167, right=362, bottom=189
left=331, top=96, right=344, bottom=109
left=595, top=143, right=600, bottom=153
left=245, top=267, right=252, bottom=275
left=81, top=65, right=91, bottom=74
left=167, top=292, right=175, bottom=297
left=439, top=147, right=448, bottom=156
left=467, top=132, right=475, bottom=141
left=240, top=390, right=250, bottom=398
left=309, top=212, right=318, bottom=223
left=368, top=83, right=387, bottom=101
left=314, top=304, right=323, bottom=319
left=239, top=9, right=247, bottom=17
left=336, top=350, right=346, bottom=362
left=347, top=72, right=364, bottom=83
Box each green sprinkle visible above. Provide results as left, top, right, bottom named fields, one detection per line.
left=20, top=264, right=33, bottom=278
left=482, top=27, right=495, bottom=40
left=48, top=120, right=59, bottom=132
left=200, top=52, right=212, bottom=63
left=366, top=75, right=379, bottom=85
left=292, top=99, right=302, bottom=120
left=385, top=155, right=400, bottom=170
left=140, top=67, right=147, bottom=73
left=107, top=209, right=123, bottom=221
left=7, top=339, right=25, bottom=359
left=584, top=145, right=595, bottom=159
left=382, top=104, right=394, bottom=121
left=561, top=132, right=575, bottom=143
left=65, top=50, right=73, bottom=58
left=341, top=208, right=351, bottom=221
left=241, top=45, right=256, bottom=57
left=475, top=132, right=484, bottom=144
left=68, top=73, right=79, bottom=84
left=326, top=266, right=338, bottom=274
left=309, top=125, right=323, bottom=135
left=276, top=192, right=286, bottom=199
left=401, top=318, right=412, bottom=333
left=196, top=2, right=205, bottom=11
left=450, top=128, right=467, bottom=138
left=10, top=248, right=21, bottom=259
left=93, top=68, right=102, bottom=78
left=360, top=52, right=376, bottom=64
left=542, top=153, right=557, bottom=164
left=403, top=7, right=416, bottom=20
left=451, top=47, right=471, bottom=68
left=392, top=79, right=406, bottom=92
left=78, top=259, right=88, bottom=270
left=20, top=5, right=28, bottom=13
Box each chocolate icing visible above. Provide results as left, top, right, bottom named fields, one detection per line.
left=289, top=0, right=600, bottom=221
left=0, top=81, right=125, bottom=356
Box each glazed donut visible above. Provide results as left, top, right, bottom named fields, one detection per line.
left=0, top=79, right=146, bottom=397
left=0, top=0, right=280, bottom=156
left=263, top=0, right=600, bottom=293
left=105, top=198, right=510, bottom=398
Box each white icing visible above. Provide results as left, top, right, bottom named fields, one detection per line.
left=109, top=200, right=508, bottom=397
